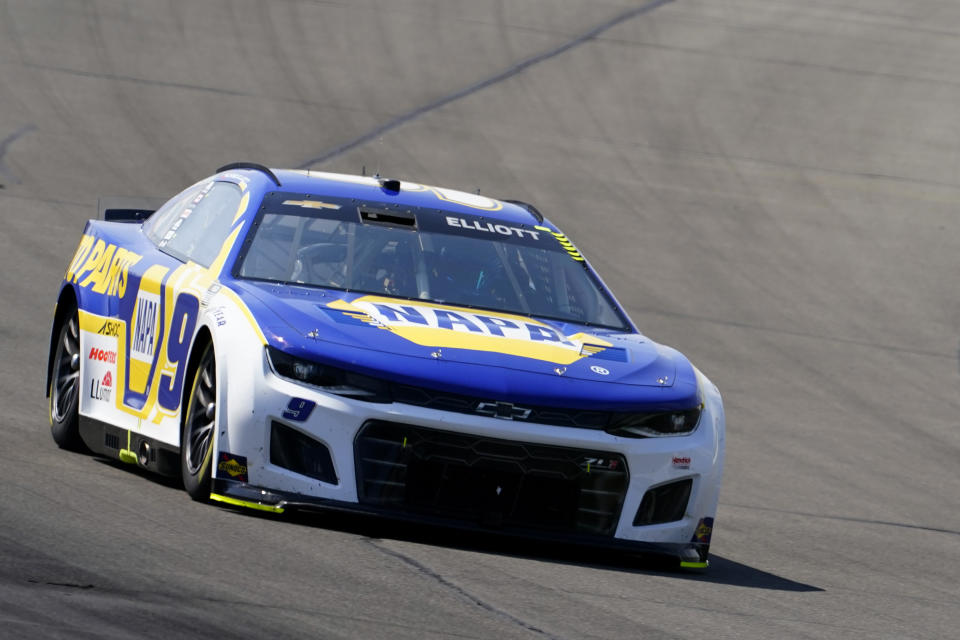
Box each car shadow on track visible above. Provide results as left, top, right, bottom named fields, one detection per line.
left=688, top=555, right=822, bottom=591
left=280, top=508, right=823, bottom=593
left=90, top=455, right=821, bottom=592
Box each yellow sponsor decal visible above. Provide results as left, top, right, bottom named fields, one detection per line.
left=128, top=264, right=169, bottom=395
left=328, top=296, right=610, bottom=365
left=67, top=234, right=143, bottom=296
left=65, top=235, right=94, bottom=279
left=207, top=223, right=244, bottom=278
left=218, top=457, right=248, bottom=478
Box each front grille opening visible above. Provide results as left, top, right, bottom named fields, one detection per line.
left=270, top=421, right=338, bottom=485
left=633, top=478, right=692, bottom=526
left=355, top=421, right=629, bottom=536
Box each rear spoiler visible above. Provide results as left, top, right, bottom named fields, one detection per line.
left=98, top=196, right=166, bottom=223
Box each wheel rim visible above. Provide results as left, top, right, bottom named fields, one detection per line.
left=51, top=315, right=80, bottom=423
left=185, top=349, right=215, bottom=475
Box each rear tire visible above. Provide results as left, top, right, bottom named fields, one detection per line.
left=182, top=343, right=216, bottom=501
left=49, top=309, right=84, bottom=450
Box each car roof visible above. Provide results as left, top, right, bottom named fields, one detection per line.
left=216, top=167, right=547, bottom=228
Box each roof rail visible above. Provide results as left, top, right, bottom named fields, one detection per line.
left=216, top=162, right=282, bottom=187
left=502, top=199, right=544, bottom=223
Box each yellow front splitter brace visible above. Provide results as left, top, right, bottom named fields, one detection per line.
left=119, top=430, right=138, bottom=465
left=680, top=561, right=709, bottom=570
left=210, top=492, right=285, bottom=514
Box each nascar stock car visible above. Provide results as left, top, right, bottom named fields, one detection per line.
left=47, top=163, right=724, bottom=568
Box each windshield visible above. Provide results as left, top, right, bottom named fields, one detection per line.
left=236, top=193, right=628, bottom=330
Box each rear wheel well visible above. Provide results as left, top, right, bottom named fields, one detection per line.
left=47, top=286, right=79, bottom=397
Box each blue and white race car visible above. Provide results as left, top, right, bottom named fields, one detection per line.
left=47, top=163, right=724, bottom=568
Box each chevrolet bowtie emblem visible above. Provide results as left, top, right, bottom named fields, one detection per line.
left=475, top=401, right=532, bottom=420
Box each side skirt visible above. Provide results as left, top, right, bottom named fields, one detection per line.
left=79, top=415, right=180, bottom=477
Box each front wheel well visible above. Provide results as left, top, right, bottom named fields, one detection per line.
left=179, top=327, right=214, bottom=445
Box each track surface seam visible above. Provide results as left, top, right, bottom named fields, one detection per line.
left=367, top=538, right=562, bottom=639
left=0, top=124, right=35, bottom=186
left=633, top=306, right=955, bottom=362
left=296, top=0, right=675, bottom=168
left=724, top=503, right=960, bottom=537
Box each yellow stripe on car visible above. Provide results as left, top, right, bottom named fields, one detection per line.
left=219, top=287, right=267, bottom=345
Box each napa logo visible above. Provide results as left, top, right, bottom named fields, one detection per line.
left=325, top=296, right=611, bottom=365
left=131, top=291, right=160, bottom=363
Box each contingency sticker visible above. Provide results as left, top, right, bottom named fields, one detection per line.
left=691, top=517, right=714, bottom=544
left=81, top=328, right=119, bottom=414
left=217, top=452, right=249, bottom=483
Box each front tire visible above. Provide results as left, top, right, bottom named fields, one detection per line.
left=49, top=309, right=84, bottom=450
left=182, top=343, right=216, bottom=500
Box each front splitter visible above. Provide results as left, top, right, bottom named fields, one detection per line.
left=210, top=478, right=710, bottom=569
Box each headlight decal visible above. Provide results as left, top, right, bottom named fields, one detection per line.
left=605, top=405, right=703, bottom=438
left=266, top=346, right=392, bottom=402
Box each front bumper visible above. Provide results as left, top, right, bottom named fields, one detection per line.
left=214, top=351, right=724, bottom=568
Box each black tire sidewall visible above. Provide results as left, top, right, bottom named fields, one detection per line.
left=49, top=309, right=83, bottom=451
left=182, top=343, right=215, bottom=500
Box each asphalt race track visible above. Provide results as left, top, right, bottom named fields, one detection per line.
left=1, top=1, right=959, bottom=638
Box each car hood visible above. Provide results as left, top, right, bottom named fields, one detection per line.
left=233, top=282, right=699, bottom=411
